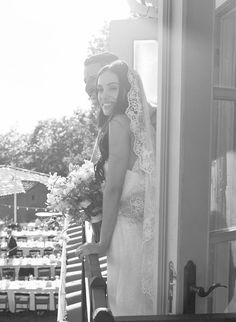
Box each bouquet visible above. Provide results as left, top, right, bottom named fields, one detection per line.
left=46, top=160, right=103, bottom=224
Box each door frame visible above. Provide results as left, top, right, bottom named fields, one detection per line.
left=159, top=0, right=215, bottom=314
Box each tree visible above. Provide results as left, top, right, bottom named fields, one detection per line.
left=0, top=130, right=30, bottom=168
left=87, top=21, right=109, bottom=56
left=26, top=108, right=97, bottom=176
left=0, top=24, right=110, bottom=175
left=0, top=108, right=97, bottom=177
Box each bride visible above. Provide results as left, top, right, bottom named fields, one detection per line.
left=76, top=60, right=157, bottom=316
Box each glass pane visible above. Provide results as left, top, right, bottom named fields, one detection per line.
left=215, top=0, right=230, bottom=8
left=133, top=40, right=158, bottom=106
left=208, top=240, right=236, bottom=313
left=214, top=5, right=236, bottom=87
left=210, top=100, right=236, bottom=230
left=209, top=4, right=236, bottom=312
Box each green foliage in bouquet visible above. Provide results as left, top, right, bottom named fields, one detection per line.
left=46, top=160, right=102, bottom=223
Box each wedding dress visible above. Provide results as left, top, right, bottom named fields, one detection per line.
left=105, top=67, right=157, bottom=316
left=107, top=161, right=151, bottom=316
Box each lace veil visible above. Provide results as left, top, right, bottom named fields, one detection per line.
left=125, top=67, right=157, bottom=313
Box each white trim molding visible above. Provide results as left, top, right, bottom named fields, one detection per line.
left=156, top=0, right=172, bottom=314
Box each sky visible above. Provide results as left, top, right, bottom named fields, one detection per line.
left=0, top=0, right=130, bottom=134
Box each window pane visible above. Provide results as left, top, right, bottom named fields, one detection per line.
left=214, top=5, right=236, bottom=87
left=133, top=40, right=158, bottom=106
left=210, top=100, right=236, bottom=230
left=209, top=240, right=236, bottom=313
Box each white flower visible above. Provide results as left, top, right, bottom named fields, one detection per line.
left=63, top=182, right=75, bottom=195
left=80, top=199, right=91, bottom=208
left=47, top=160, right=100, bottom=221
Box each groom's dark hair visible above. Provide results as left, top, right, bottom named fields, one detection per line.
left=84, top=52, right=118, bottom=67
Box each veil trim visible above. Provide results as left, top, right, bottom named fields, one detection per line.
left=125, top=67, right=157, bottom=313
left=125, top=69, right=155, bottom=175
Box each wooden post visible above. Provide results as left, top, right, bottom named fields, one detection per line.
left=14, top=192, right=17, bottom=223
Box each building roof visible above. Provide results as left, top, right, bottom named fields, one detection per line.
left=0, top=166, right=49, bottom=196
left=22, top=181, right=38, bottom=191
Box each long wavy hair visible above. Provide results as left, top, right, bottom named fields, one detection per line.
left=94, top=60, right=131, bottom=183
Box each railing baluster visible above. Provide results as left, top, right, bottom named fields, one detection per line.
left=84, top=222, right=114, bottom=322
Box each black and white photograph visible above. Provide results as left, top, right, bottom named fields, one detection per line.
left=0, top=1, right=236, bottom=322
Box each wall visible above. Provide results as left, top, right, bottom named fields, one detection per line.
left=0, top=182, right=48, bottom=223
left=109, top=17, right=157, bottom=67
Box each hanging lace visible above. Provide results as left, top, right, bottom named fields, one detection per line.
left=126, top=69, right=155, bottom=174
left=125, top=68, right=157, bottom=312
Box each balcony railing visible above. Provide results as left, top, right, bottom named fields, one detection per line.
left=84, top=221, right=114, bottom=322
left=57, top=216, right=69, bottom=322
left=57, top=217, right=85, bottom=322
left=60, top=218, right=236, bottom=322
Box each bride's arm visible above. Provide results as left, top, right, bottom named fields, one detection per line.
left=98, top=114, right=130, bottom=254
left=75, top=114, right=130, bottom=258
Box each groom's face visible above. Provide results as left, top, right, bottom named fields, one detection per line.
left=84, top=62, right=103, bottom=107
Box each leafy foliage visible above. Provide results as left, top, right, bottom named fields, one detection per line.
left=0, top=24, right=109, bottom=175
left=0, top=108, right=98, bottom=176
left=87, top=21, right=109, bottom=56
left=0, top=130, right=30, bottom=168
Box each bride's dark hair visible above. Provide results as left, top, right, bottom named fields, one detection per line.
left=94, top=60, right=131, bottom=183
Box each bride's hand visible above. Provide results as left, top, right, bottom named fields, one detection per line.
left=75, top=242, right=106, bottom=259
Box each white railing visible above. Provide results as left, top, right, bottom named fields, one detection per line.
left=57, top=216, right=70, bottom=322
